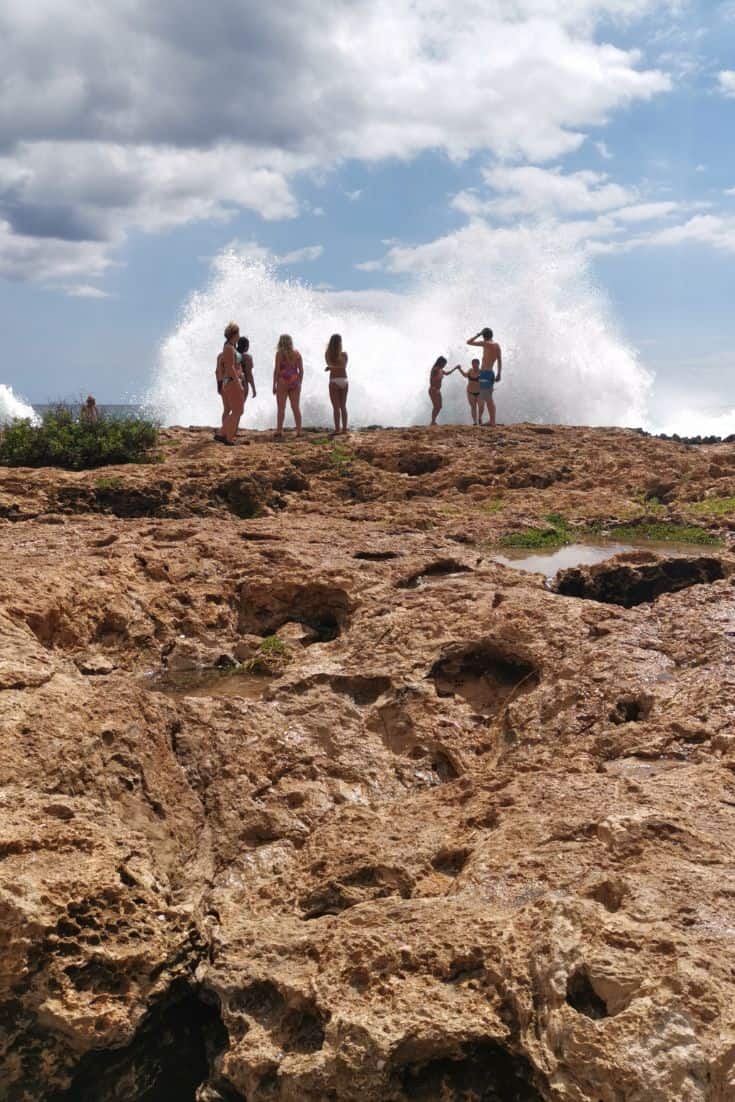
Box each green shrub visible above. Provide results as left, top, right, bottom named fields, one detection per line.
left=606, top=522, right=720, bottom=545
left=0, top=406, right=159, bottom=470
left=499, top=513, right=573, bottom=549
left=245, top=634, right=291, bottom=674
left=690, top=496, right=735, bottom=516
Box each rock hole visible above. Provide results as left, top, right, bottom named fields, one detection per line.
left=354, top=550, right=399, bottom=561
left=608, top=694, right=653, bottom=724
left=398, top=559, right=471, bottom=589
left=554, top=556, right=724, bottom=607
left=213, top=477, right=264, bottom=519
left=583, top=879, right=626, bottom=913
left=238, top=580, right=351, bottom=642
left=396, top=1039, right=543, bottom=1100
left=429, top=642, right=539, bottom=716
left=330, top=674, right=391, bottom=705
left=49, top=982, right=229, bottom=1102
left=566, top=969, right=608, bottom=1020
left=397, top=453, right=446, bottom=476
left=230, top=982, right=327, bottom=1055
left=431, top=847, right=471, bottom=876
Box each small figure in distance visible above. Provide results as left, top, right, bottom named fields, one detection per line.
left=273, top=334, right=304, bottom=439
left=456, top=358, right=482, bottom=425
left=237, top=336, right=257, bottom=407
left=325, top=333, right=348, bottom=435
left=428, top=356, right=459, bottom=425
left=80, top=395, right=99, bottom=423
left=467, top=327, right=502, bottom=427
left=214, top=321, right=245, bottom=445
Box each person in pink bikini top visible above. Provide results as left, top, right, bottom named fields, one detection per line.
left=273, top=333, right=304, bottom=438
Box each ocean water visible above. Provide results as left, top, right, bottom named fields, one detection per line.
left=146, top=235, right=655, bottom=431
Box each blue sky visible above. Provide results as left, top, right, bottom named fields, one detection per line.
left=0, top=0, right=733, bottom=428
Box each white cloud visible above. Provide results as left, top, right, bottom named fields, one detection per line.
left=64, top=284, right=111, bottom=298
left=718, top=70, right=735, bottom=96
left=345, top=189, right=363, bottom=201
left=595, top=140, right=614, bottom=159
left=452, top=165, right=634, bottom=219
left=0, top=0, right=672, bottom=284
left=277, top=245, right=324, bottom=265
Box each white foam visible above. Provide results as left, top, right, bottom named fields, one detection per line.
left=0, top=384, right=37, bottom=426
left=147, top=235, right=653, bottom=431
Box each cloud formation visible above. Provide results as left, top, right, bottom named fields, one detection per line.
left=0, top=0, right=671, bottom=289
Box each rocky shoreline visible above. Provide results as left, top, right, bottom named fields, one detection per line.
left=1, top=424, right=734, bottom=1101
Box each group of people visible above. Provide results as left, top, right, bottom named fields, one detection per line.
left=214, top=322, right=502, bottom=443
left=429, top=328, right=502, bottom=427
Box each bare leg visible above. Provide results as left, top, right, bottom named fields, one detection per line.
left=328, top=382, right=340, bottom=433
left=288, top=387, right=302, bottom=436
left=275, top=386, right=288, bottom=436
left=487, top=395, right=496, bottom=427
left=468, top=395, right=478, bottom=425
left=339, top=385, right=348, bottom=433
left=222, top=384, right=244, bottom=442
left=477, top=397, right=485, bottom=425
left=429, top=387, right=442, bottom=425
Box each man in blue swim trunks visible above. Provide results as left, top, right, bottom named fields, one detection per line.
left=467, top=327, right=502, bottom=426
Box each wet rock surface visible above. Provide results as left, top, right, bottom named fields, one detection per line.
left=1, top=424, right=734, bottom=1101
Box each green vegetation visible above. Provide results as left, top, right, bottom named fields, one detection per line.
left=95, top=475, right=123, bottom=491
left=606, top=521, right=721, bottom=546
left=690, top=496, right=735, bottom=516
left=499, top=513, right=574, bottom=549
left=481, top=499, right=505, bottom=514
left=245, top=634, right=291, bottom=673
left=0, top=406, right=159, bottom=470
left=329, top=443, right=352, bottom=475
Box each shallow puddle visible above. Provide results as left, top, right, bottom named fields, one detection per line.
left=603, top=757, right=686, bottom=780
left=492, top=543, right=632, bottom=579
left=491, top=541, right=715, bottom=580
left=142, top=667, right=273, bottom=700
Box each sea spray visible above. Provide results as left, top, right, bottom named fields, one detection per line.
left=147, top=229, right=652, bottom=430
left=0, top=384, right=38, bottom=426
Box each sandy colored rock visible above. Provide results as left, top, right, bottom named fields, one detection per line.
left=0, top=424, right=734, bottom=1100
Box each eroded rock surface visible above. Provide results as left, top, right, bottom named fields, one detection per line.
left=1, top=424, right=734, bottom=1101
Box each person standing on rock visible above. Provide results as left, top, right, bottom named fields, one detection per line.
left=467, top=327, right=502, bottom=427
left=237, top=336, right=257, bottom=409
left=214, top=321, right=245, bottom=446
left=325, top=333, right=349, bottom=435
left=273, top=334, right=304, bottom=439
left=456, top=359, right=482, bottom=425
left=428, top=357, right=459, bottom=425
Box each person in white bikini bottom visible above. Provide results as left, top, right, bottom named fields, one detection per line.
left=325, top=332, right=349, bottom=434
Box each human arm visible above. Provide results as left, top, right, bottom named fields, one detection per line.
left=467, top=333, right=484, bottom=347
left=273, top=352, right=280, bottom=395
left=296, top=351, right=304, bottom=385
left=495, top=346, right=502, bottom=382
left=222, top=344, right=243, bottom=390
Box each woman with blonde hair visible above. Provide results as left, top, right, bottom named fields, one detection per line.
left=273, top=334, right=303, bottom=438
left=215, top=321, right=244, bottom=445
left=324, top=333, right=348, bottom=434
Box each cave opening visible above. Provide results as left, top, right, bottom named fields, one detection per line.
left=49, top=982, right=232, bottom=1102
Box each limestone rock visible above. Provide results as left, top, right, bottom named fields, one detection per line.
left=0, top=425, right=734, bottom=1100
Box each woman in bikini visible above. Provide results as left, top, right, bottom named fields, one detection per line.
left=237, top=336, right=257, bottom=406
left=324, top=333, right=348, bottom=435
left=214, top=321, right=245, bottom=445
left=428, top=356, right=459, bottom=425
left=273, top=333, right=304, bottom=438
left=456, top=358, right=482, bottom=425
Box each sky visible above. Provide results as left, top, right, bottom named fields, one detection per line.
left=0, top=0, right=733, bottom=428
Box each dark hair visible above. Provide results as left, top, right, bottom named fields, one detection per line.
left=471, top=358, right=480, bottom=367
left=236, top=336, right=250, bottom=353
left=326, top=333, right=342, bottom=365
left=481, top=327, right=493, bottom=340
left=433, top=356, right=448, bottom=369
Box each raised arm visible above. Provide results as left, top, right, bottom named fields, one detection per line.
left=467, top=332, right=484, bottom=347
